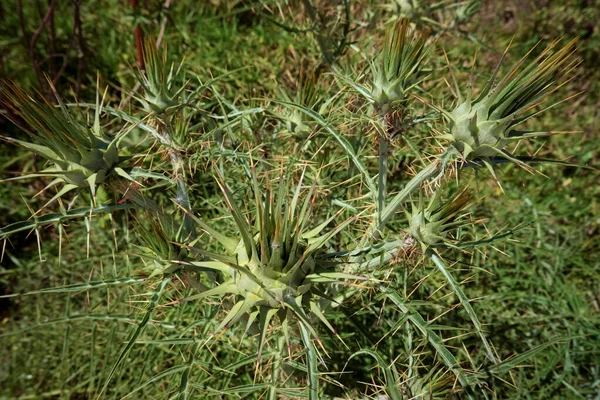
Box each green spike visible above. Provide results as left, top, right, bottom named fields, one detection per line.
left=257, top=306, right=278, bottom=362
left=214, top=299, right=255, bottom=334
left=309, top=301, right=346, bottom=347
left=214, top=171, right=255, bottom=261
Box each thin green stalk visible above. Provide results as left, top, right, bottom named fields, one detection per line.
left=377, top=131, right=389, bottom=227
left=363, top=149, right=457, bottom=245
left=299, top=323, right=319, bottom=400
left=268, top=335, right=286, bottom=400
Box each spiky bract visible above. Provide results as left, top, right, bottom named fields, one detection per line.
left=371, top=18, right=428, bottom=113
left=0, top=81, right=129, bottom=201
left=136, top=40, right=185, bottom=115
left=281, top=72, right=324, bottom=139
left=443, top=39, right=578, bottom=161
left=406, top=188, right=472, bottom=247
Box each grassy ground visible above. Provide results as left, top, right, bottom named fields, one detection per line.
left=1, top=0, right=599, bottom=399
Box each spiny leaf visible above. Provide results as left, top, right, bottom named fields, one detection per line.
left=383, top=289, right=477, bottom=396
left=0, top=277, right=145, bottom=298
left=214, top=170, right=255, bottom=261
left=257, top=306, right=278, bottom=363
left=299, top=321, right=319, bottom=400
left=0, top=203, right=135, bottom=239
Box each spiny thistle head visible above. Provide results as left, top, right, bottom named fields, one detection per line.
left=137, top=213, right=190, bottom=275
left=0, top=80, right=129, bottom=201
left=138, top=219, right=180, bottom=261
left=371, top=18, right=428, bottom=113
left=442, top=38, right=578, bottom=161
left=136, top=40, right=185, bottom=115
left=178, top=165, right=358, bottom=350
left=406, top=187, right=472, bottom=247
left=171, top=113, right=192, bottom=150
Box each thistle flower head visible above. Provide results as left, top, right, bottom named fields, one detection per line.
left=371, top=18, right=428, bottom=113
left=178, top=166, right=357, bottom=350
left=136, top=40, right=185, bottom=115
left=443, top=38, right=578, bottom=161
left=406, top=188, right=472, bottom=247
left=136, top=211, right=190, bottom=278
left=0, top=79, right=128, bottom=202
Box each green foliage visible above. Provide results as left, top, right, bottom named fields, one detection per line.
left=0, top=1, right=598, bottom=399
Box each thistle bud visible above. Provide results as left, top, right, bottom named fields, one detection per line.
left=136, top=40, right=185, bottom=115
left=454, top=0, right=481, bottom=25
left=443, top=38, right=578, bottom=161
left=394, top=0, right=427, bottom=21
left=0, top=81, right=128, bottom=201
left=371, top=19, right=427, bottom=113
left=406, top=188, right=472, bottom=247
left=282, top=72, right=322, bottom=140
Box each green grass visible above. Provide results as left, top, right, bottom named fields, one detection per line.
left=1, top=0, right=599, bottom=399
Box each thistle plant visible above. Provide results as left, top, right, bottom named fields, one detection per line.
left=441, top=39, right=579, bottom=165
left=174, top=166, right=358, bottom=352
left=0, top=3, right=588, bottom=399
left=392, top=0, right=428, bottom=22
left=406, top=187, right=472, bottom=248
left=338, top=18, right=431, bottom=223
left=135, top=40, right=185, bottom=116
left=0, top=80, right=130, bottom=204
left=370, top=18, right=428, bottom=114
left=454, top=0, right=482, bottom=25
left=281, top=72, right=323, bottom=139
left=388, top=0, right=491, bottom=50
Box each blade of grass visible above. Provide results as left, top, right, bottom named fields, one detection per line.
left=428, top=248, right=498, bottom=364
left=299, top=321, right=319, bottom=400
left=99, top=277, right=170, bottom=398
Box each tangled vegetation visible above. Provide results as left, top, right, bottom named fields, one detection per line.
left=1, top=1, right=598, bottom=399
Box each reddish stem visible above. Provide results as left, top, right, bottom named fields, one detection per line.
left=130, top=0, right=145, bottom=71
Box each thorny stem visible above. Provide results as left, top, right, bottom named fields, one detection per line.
left=377, top=128, right=389, bottom=227
left=268, top=335, right=286, bottom=400
left=300, top=0, right=351, bottom=72
left=152, top=119, right=195, bottom=239
left=167, top=144, right=194, bottom=239
left=301, top=0, right=334, bottom=68
left=377, top=114, right=390, bottom=228
left=361, top=155, right=445, bottom=247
